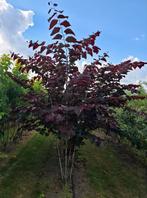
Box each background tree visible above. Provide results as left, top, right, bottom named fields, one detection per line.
left=0, top=55, right=27, bottom=150
left=7, top=2, right=147, bottom=184
left=115, top=85, right=147, bottom=151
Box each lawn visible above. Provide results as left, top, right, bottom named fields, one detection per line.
left=0, top=133, right=146, bottom=198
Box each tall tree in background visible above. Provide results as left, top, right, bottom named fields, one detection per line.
left=7, top=2, right=146, bottom=184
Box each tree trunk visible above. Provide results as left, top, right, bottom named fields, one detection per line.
left=56, top=138, right=76, bottom=185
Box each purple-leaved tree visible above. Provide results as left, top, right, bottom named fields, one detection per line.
left=7, top=1, right=146, bottom=184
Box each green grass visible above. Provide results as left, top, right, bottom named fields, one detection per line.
left=79, top=140, right=147, bottom=198
left=0, top=133, right=62, bottom=198
left=0, top=134, right=146, bottom=198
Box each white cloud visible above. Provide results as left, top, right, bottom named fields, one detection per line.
left=76, top=60, right=91, bottom=73
left=123, top=55, right=139, bottom=62
left=134, top=37, right=140, bottom=41
left=0, top=0, right=34, bottom=56
left=133, top=34, right=145, bottom=41
left=121, top=56, right=147, bottom=85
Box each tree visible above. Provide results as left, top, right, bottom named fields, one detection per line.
left=7, top=2, right=147, bottom=184
left=115, top=85, right=147, bottom=151
left=0, top=55, right=27, bottom=150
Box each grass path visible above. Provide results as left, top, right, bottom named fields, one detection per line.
left=0, top=134, right=147, bottom=198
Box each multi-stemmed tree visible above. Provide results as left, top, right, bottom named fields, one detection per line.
left=7, top=2, right=146, bottom=184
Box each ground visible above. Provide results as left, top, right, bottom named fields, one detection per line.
left=0, top=133, right=147, bottom=198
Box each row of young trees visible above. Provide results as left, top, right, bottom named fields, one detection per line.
left=0, top=1, right=147, bottom=184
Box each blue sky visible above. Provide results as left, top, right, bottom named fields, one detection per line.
left=0, top=0, right=147, bottom=83
left=7, top=0, right=147, bottom=63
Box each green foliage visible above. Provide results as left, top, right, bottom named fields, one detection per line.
left=0, top=54, right=25, bottom=119
left=127, top=88, right=147, bottom=113
left=32, top=80, right=47, bottom=94
left=0, top=121, right=21, bottom=150
left=0, top=54, right=27, bottom=149
left=115, top=85, right=147, bottom=151
left=0, top=55, right=11, bottom=118
left=115, top=108, right=147, bottom=150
